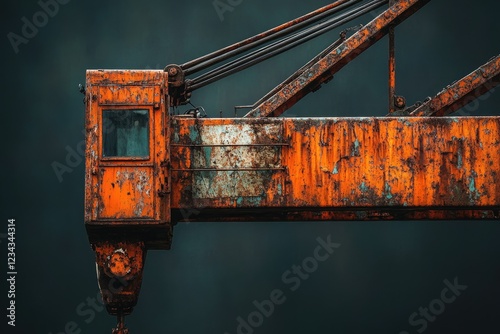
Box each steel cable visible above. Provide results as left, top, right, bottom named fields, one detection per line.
left=187, top=0, right=387, bottom=92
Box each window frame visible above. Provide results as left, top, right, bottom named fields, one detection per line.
left=99, top=106, right=153, bottom=162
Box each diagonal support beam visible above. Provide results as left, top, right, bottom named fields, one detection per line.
left=244, top=0, right=431, bottom=118
left=410, top=55, right=500, bottom=117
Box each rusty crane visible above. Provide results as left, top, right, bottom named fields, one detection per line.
left=83, top=0, right=500, bottom=332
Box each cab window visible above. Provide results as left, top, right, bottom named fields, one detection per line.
left=103, top=109, right=149, bottom=158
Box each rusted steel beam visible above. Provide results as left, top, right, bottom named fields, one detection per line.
left=388, top=0, right=399, bottom=113
left=244, top=0, right=430, bottom=118
left=388, top=25, right=396, bottom=113
left=170, top=116, right=500, bottom=220
left=410, top=55, right=500, bottom=117
left=249, top=37, right=347, bottom=111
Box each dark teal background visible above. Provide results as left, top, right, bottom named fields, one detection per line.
left=1, top=1, right=500, bottom=333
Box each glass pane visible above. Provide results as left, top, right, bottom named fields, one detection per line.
left=103, top=109, right=149, bottom=157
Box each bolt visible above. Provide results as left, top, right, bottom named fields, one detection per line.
left=395, top=96, right=406, bottom=109
left=168, top=67, right=178, bottom=76
left=108, top=249, right=131, bottom=278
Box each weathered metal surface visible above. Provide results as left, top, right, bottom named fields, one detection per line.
left=170, top=118, right=286, bottom=209
left=171, top=117, right=500, bottom=220
left=410, top=55, right=500, bottom=116
left=86, top=70, right=167, bottom=87
left=244, top=0, right=431, bottom=118
left=93, top=242, right=146, bottom=316
left=85, top=70, right=172, bottom=334
left=85, top=70, right=172, bottom=250
left=388, top=24, right=397, bottom=113
left=282, top=116, right=500, bottom=207
left=98, top=167, right=154, bottom=218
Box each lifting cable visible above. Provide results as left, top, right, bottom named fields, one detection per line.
left=181, top=0, right=363, bottom=75
left=186, top=0, right=388, bottom=92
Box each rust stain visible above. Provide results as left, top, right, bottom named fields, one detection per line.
left=94, top=242, right=146, bottom=316
left=98, top=168, right=154, bottom=219
left=85, top=69, right=172, bottom=248
left=170, top=118, right=285, bottom=207
left=171, top=117, right=500, bottom=214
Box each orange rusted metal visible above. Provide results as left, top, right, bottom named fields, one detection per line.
left=244, top=0, right=430, bottom=118
left=94, top=242, right=143, bottom=334
left=170, top=117, right=500, bottom=221
left=85, top=70, right=172, bottom=250
left=85, top=70, right=172, bottom=326
left=389, top=25, right=396, bottom=113
left=410, top=55, right=500, bottom=116
left=93, top=242, right=146, bottom=316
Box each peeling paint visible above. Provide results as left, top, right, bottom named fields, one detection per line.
left=468, top=175, right=481, bottom=203
left=332, top=163, right=339, bottom=175
left=203, top=147, right=212, bottom=168
left=384, top=182, right=394, bottom=200
left=351, top=138, right=361, bottom=156
left=98, top=168, right=154, bottom=219
left=359, top=182, right=369, bottom=193
left=171, top=116, right=500, bottom=217
left=457, top=147, right=463, bottom=169
left=189, top=126, right=199, bottom=143
left=398, top=118, right=412, bottom=127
